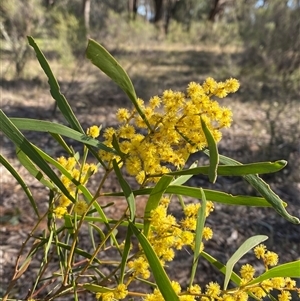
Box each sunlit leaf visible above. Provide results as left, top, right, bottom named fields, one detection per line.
left=86, top=39, right=151, bottom=130
left=10, top=118, right=115, bottom=154
left=224, top=235, right=268, bottom=290
left=205, top=150, right=299, bottom=224
left=248, top=261, right=300, bottom=285
left=167, top=160, right=287, bottom=177
left=27, top=36, right=83, bottom=132
left=201, top=117, right=219, bottom=183
left=107, top=186, right=278, bottom=207
left=189, top=188, right=206, bottom=287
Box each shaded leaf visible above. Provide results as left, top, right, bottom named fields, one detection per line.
left=129, top=222, right=180, bottom=301
left=143, top=175, right=174, bottom=236
left=113, top=160, right=136, bottom=221
left=0, top=154, right=39, bottom=218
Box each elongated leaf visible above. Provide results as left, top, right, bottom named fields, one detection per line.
left=0, top=110, right=75, bottom=203
left=205, top=150, right=299, bottom=224
left=129, top=222, right=180, bottom=301
left=201, top=251, right=241, bottom=285
left=83, top=216, right=144, bottom=229
left=247, top=261, right=300, bottom=285
left=107, top=186, right=278, bottom=207
left=64, top=214, right=75, bottom=235
left=83, top=284, right=114, bottom=293
left=170, top=161, right=198, bottom=185
left=120, top=227, right=133, bottom=283
left=224, top=235, right=268, bottom=290
left=190, top=188, right=206, bottom=287
left=244, top=174, right=299, bottom=224
left=16, top=148, right=54, bottom=190
left=54, top=241, right=102, bottom=264
left=29, top=143, right=89, bottom=203
left=167, top=161, right=287, bottom=177
left=27, top=36, right=83, bottom=133
left=143, top=175, right=174, bottom=236
left=49, top=133, right=74, bottom=156
left=89, top=222, right=106, bottom=242
left=10, top=118, right=115, bottom=154
left=86, top=39, right=136, bottom=105
left=86, top=39, right=151, bottom=130
left=112, top=160, right=136, bottom=221
left=44, top=230, right=54, bottom=264
left=0, top=154, right=39, bottom=218
left=112, top=134, right=126, bottom=160
left=201, top=117, right=218, bottom=183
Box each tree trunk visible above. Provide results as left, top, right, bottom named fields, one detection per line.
left=128, top=0, right=138, bottom=20
left=153, top=0, right=164, bottom=22
left=208, top=0, right=220, bottom=22
left=82, top=0, right=91, bottom=38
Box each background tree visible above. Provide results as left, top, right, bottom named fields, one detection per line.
left=0, top=0, right=46, bottom=76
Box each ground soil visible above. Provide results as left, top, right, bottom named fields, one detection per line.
left=1, top=42, right=299, bottom=300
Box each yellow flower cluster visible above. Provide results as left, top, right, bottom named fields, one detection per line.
left=127, top=236, right=299, bottom=301
left=95, top=284, right=128, bottom=301
left=127, top=198, right=214, bottom=281
left=98, top=78, right=238, bottom=185
left=229, top=244, right=299, bottom=301
left=53, top=128, right=99, bottom=219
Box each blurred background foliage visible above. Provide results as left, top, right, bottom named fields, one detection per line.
left=0, top=0, right=299, bottom=97
left=0, top=0, right=299, bottom=158
left=0, top=0, right=300, bottom=145
left=0, top=0, right=300, bottom=88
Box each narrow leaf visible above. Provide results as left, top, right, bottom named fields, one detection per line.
left=224, top=235, right=268, bottom=290
left=89, top=222, right=106, bottom=242
left=86, top=39, right=151, bottom=130
left=16, top=148, right=54, bottom=190
left=170, top=161, right=198, bottom=185
left=10, top=118, right=115, bottom=154
left=190, top=188, right=206, bottom=287
left=201, top=117, right=219, bottom=183
left=49, top=133, right=74, bottom=156
left=248, top=261, right=300, bottom=285
left=206, top=150, right=300, bottom=224
left=167, top=161, right=287, bottom=177
left=143, top=175, right=174, bottom=236
left=0, top=154, right=39, bottom=218
left=120, top=227, right=133, bottom=283
left=107, top=186, right=278, bottom=207
left=112, top=160, right=136, bottom=221
left=27, top=36, right=83, bottom=133
left=0, top=110, right=75, bottom=203
left=44, top=230, right=54, bottom=263
left=129, top=222, right=180, bottom=301
left=83, top=284, right=113, bottom=293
